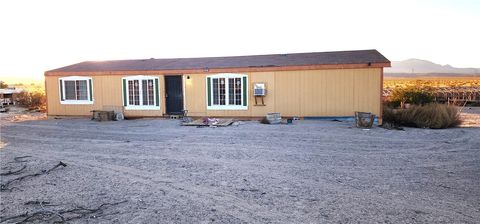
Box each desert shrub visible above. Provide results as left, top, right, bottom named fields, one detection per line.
left=383, top=103, right=461, bottom=129
left=16, top=91, right=46, bottom=111
left=389, top=86, right=434, bottom=107
left=382, top=107, right=399, bottom=124
left=0, top=81, right=8, bottom=88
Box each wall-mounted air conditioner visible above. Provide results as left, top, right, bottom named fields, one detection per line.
left=253, top=83, right=266, bottom=96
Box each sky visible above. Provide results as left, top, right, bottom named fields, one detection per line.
left=0, top=0, right=479, bottom=83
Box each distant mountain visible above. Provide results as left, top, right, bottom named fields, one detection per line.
left=385, top=59, right=480, bottom=75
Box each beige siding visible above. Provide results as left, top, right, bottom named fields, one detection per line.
left=46, top=68, right=381, bottom=120
left=184, top=68, right=381, bottom=118
left=46, top=74, right=166, bottom=117
left=183, top=74, right=207, bottom=117
left=274, top=71, right=301, bottom=116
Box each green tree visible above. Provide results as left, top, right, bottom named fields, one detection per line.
left=389, top=85, right=434, bottom=107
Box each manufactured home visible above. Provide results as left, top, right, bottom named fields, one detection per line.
left=44, top=50, right=390, bottom=123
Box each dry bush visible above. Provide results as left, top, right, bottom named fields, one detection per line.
left=16, top=91, right=46, bottom=112
left=383, top=103, right=461, bottom=129
left=0, top=81, right=8, bottom=88
left=382, top=107, right=399, bottom=125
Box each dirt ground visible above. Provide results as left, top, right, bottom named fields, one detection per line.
left=0, top=111, right=479, bottom=223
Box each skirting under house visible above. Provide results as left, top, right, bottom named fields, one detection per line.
left=44, top=49, right=390, bottom=123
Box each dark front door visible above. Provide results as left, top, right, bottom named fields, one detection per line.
left=165, top=75, right=183, bottom=115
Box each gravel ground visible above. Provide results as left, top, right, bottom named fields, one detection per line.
left=460, top=107, right=480, bottom=127
left=0, top=117, right=479, bottom=223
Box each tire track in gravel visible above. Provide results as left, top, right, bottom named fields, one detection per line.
left=4, top=130, right=464, bottom=158
left=3, top=133, right=434, bottom=177
left=5, top=120, right=475, bottom=147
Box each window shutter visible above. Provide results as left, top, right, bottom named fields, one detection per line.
left=88, top=79, right=93, bottom=101
left=59, top=79, right=64, bottom=101
left=155, top=78, right=160, bottom=107
left=207, top=77, right=211, bottom=106
left=122, top=79, right=127, bottom=106
left=242, top=76, right=247, bottom=106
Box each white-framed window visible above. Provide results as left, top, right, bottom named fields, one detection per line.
left=122, top=76, right=160, bottom=110
left=206, top=74, right=248, bottom=110
left=59, top=76, right=93, bottom=104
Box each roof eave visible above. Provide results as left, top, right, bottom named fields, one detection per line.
left=44, top=62, right=390, bottom=76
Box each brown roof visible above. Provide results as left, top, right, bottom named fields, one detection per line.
left=48, top=49, right=390, bottom=73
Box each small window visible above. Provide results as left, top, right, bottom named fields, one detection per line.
left=59, top=77, right=93, bottom=104
left=122, top=76, right=159, bottom=110
left=207, top=74, right=247, bottom=110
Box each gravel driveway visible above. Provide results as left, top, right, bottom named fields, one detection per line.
left=1, top=118, right=479, bottom=223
